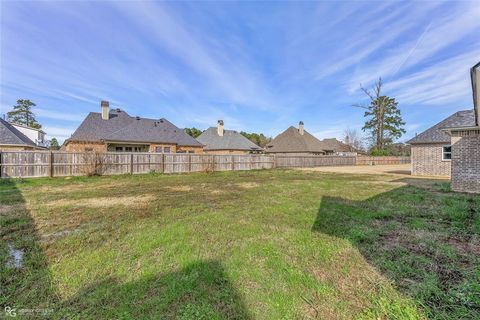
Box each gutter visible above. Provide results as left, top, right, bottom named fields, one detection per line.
left=471, top=61, right=480, bottom=126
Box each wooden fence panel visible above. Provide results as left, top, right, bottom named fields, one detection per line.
left=275, top=155, right=356, bottom=168
left=0, top=151, right=410, bottom=178
left=356, top=156, right=410, bottom=166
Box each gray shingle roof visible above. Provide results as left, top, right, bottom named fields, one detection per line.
left=67, top=110, right=202, bottom=147
left=196, top=127, right=261, bottom=151
left=407, top=109, right=475, bottom=144
left=319, top=138, right=356, bottom=153
left=266, top=126, right=326, bottom=153
left=0, top=118, right=37, bottom=147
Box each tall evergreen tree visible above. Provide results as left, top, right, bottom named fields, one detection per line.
left=7, top=99, right=42, bottom=129
left=355, top=78, right=405, bottom=151
left=50, top=138, right=60, bottom=150
left=184, top=127, right=203, bottom=138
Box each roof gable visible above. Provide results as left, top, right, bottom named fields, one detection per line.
left=196, top=127, right=261, bottom=151
left=68, top=110, right=202, bottom=147
left=266, top=126, right=326, bottom=153
left=0, top=118, right=37, bottom=147
left=407, top=110, right=475, bottom=144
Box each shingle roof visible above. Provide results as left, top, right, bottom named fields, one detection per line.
left=407, top=110, right=475, bottom=144
left=196, top=127, right=261, bottom=151
left=0, top=118, right=37, bottom=147
left=67, top=109, right=202, bottom=147
left=266, top=126, right=326, bottom=153
left=319, top=138, right=356, bottom=153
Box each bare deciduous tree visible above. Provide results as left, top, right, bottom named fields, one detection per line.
left=343, top=128, right=364, bottom=152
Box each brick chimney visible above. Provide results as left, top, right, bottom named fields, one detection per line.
left=299, top=121, right=304, bottom=135
left=217, top=120, right=224, bottom=136
left=101, top=101, right=109, bottom=120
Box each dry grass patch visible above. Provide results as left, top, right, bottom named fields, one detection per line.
left=42, top=194, right=155, bottom=209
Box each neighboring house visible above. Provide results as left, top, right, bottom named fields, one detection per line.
left=319, top=138, right=358, bottom=156
left=408, top=62, right=480, bottom=193
left=266, top=121, right=346, bottom=155
left=0, top=118, right=45, bottom=151
left=407, top=110, right=475, bottom=177
left=196, top=120, right=262, bottom=154
left=9, top=123, right=47, bottom=147
left=63, top=101, right=203, bottom=153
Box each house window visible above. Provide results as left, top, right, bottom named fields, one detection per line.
left=125, top=147, right=132, bottom=152
left=188, top=151, right=194, bottom=154
left=116, top=146, right=123, bottom=152
left=155, top=146, right=162, bottom=153
left=442, top=145, right=452, bottom=160
left=164, top=147, right=171, bottom=153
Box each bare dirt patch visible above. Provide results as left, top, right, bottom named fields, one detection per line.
left=0, top=205, right=15, bottom=215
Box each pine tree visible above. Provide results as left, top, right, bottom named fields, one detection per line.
left=355, top=78, right=405, bottom=151
left=184, top=127, right=203, bottom=138
left=7, top=99, right=42, bottom=129
left=50, top=138, right=60, bottom=150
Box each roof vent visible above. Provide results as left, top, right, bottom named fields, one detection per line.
left=116, top=108, right=121, bottom=112
left=159, top=119, right=164, bottom=123
left=135, top=116, right=140, bottom=120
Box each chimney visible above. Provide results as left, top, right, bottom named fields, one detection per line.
left=101, top=100, right=109, bottom=120
left=345, top=135, right=350, bottom=145
left=217, top=120, right=224, bottom=136
left=299, top=121, right=304, bottom=135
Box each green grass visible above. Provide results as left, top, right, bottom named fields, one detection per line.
left=1, top=170, right=479, bottom=319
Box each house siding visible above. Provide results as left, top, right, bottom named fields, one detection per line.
left=65, top=141, right=108, bottom=153
left=411, top=143, right=451, bottom=176
left=176, top=146, right=204, bottom=154
left=451, top=131, right=480, bottom=193
left=0, top=145, right=36, bottom=151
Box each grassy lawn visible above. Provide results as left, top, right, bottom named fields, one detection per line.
left=1, top=169, right=479, bottom=319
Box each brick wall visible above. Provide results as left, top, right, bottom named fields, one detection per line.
left=411, top=143, right=451, bottom=176
left=64, top=141, right=107, bottom=153
left=451, top=131, right=480, bottom=193
left=176, top=146, right=204, bottom=154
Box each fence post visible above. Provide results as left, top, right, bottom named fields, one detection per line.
left=162, top=153, right=165, bottom=173
left=188, top=153, right=192, bottom=172
left=130, top=153, right=134, bottom=174
left=272, top=155, right=276, bottom=169
left=0, top=151, right=2, bottom=178
left=49, top=151, right=54, bottom=177
left=212, top=154, right=216, bottom=171
left=231, top=155, right=234, bottom=171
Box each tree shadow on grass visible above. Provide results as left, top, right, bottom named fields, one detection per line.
left=0, top=179, right=59, bottom=316
left=312, top=178, right=480, bottom=319
left=60, top=260, right=251, bottom=319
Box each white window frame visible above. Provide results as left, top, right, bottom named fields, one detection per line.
left=442, top=145, right=452, bottom=161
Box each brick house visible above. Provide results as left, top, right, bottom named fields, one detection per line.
left=196, top=120, right=262, bottom=154
left=408, top=62, right=480, bottom=193
left=63, top=101, right=204, bottom=153
left=265, top=121, right=355, bottom=155
left=407, top=110, right=475, bottom=177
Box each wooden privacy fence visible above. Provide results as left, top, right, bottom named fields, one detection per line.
left=275, top=155, right=356, bottom=168
left=0, top=151, right=411, bottom=178
left=0, top=151, right=275, bottom=178
left=356, top=156, right=411, bottom=166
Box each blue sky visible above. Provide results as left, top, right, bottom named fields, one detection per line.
left=1, top=1, right=479, bottom=143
